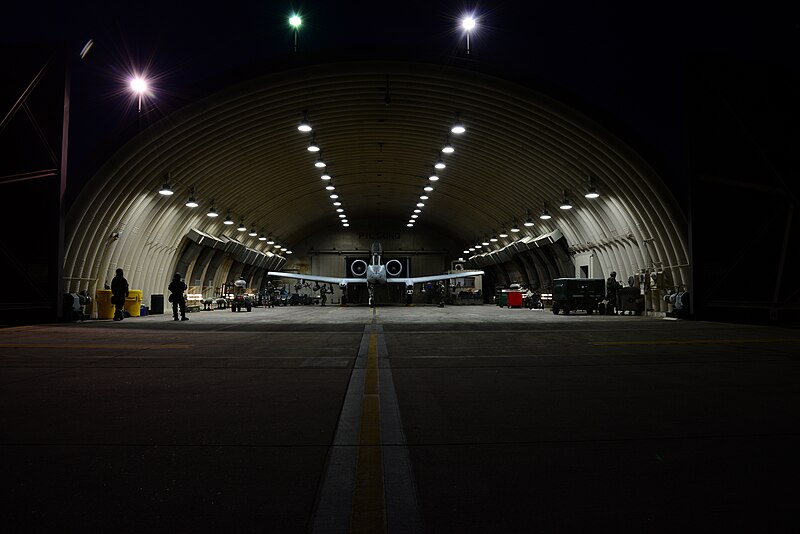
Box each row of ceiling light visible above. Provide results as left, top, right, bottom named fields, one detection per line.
left=157, top=173, right=292, bottom=254
left=407, top=115, right=466, bottom=229
left=297, top=112, right=351, bottom=229
left=463, top=176, right=601, bottom=255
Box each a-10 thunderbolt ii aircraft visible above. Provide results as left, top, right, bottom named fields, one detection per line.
left=267, top=242, right=484, bottom=306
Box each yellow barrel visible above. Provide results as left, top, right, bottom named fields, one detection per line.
left=95, top=289, right=114, bottom=319
left=124, top=289, right=143, bottom=317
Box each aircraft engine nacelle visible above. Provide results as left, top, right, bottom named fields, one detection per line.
left=385, top=259, right=403, bottom=277
left=351, top=259, right=368, bottom=277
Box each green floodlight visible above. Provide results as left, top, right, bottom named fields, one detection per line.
left=289, top=14, right=302, bottom=52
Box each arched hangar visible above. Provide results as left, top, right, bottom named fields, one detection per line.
left=64, top=60, right=688, bottom=311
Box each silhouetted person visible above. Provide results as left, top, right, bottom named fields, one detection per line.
left=110, top=268, right=128, bottom=321
left=168, top=272, right=188, bottom=321
left=437, top=281, right=446, bottom=308
left=606, top=271, right=622, bottom=315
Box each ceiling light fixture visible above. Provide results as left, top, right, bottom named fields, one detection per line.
left=184, top=187, right=198, bottom=207
left=248, top=228, right=258, bottom=237
left=321, top=173, right=331, bottom=180
left=223, top=214, right=234, bottom=225
left=237, top=221, right=247, bottom=231
left=560, top=192, right=573, bottom=210
left=429, top=172, right=439, bottom=181
left=420, top=195, right=429, bottom=200
left=584, top=175, right=600, bottom=198
left=434, top=157, right=446, bottom=169
left=329, top=194, right=338, bottom=199
left=158, top=173, right=174, bottom=195
left=451, top=114, right=466, bottom=134
left=416, top=202, right=425, bottom=207
left=510, top=220, right=520, bottom=232
left=540, top=204, right=552, bottom=220
left=259, top=234, right=267, bottom=241
left=325, top=182, right=335, bottom=191
left=297, top=112, right=312, bottom=132
left=524, top=210, right=535, bottom=227
left=441, top=140, right=454, bottom=154
left=267, top=236, right=275, bottom=244
left=499, top=229, right=509, bottom=238
left=315, top=155, right=326, bottom=168
left=206, top=203, right=218, bottom=217
left=307, top=134, right=320, bottom=152
left=424, top=182, right=434, bottom=191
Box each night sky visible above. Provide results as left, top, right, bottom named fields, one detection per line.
left=3, top=1, right=797, bottom=207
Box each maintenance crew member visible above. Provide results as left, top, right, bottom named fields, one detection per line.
left=168, top=272, right=189, bottom=321
left=110, top=268, right=129, bottom=321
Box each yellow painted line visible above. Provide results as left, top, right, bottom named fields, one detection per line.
left=351, top=330, right=386, bottom=533
left=0, top=325, right=40, bottom=333
left=592, top=338, right=800, bottom=346
left=0, top=343, right=193, bottom=350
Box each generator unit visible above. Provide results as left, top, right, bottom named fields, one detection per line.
left=551, top=278, right=605, bottom=315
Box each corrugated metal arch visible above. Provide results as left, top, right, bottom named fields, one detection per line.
left=65, top=60, right=688, bottom=307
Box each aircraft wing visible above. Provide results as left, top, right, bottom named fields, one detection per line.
left=267, top=271, right=365, bottom=286
left=390, top=270, right=485, bottom=286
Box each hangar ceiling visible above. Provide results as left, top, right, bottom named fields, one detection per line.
left=64, top=60, right=688, bottom=301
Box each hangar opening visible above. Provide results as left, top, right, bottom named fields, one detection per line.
left=56, top=60, right=688, bottom=316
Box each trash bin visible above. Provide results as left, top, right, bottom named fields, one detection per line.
left=150, top=294, right=164, bottom=314
left=124, top=289, right=143, bottom=317
left=496, top=291, right=508, bottom=307
left=507, top=291, right=523, bottom=308
left=95, top=289, right=114, bottom=319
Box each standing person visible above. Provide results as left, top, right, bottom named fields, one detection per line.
left=168, top=273, right=188, bottom=321
left=606, top=271, right=622, bottom=315
left=110, top=268, right=128, bottom=321
left=320, top=284, right=328, bottom=306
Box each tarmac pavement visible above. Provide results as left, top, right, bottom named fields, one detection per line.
left=1, top=304, right=798, bottom=532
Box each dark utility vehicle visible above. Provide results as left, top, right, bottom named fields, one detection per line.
left=551, top=278, right=605, bottom=315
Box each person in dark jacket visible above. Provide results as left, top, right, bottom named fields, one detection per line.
left=168, top=273, right=188, bottom=321
left=110, top=268, right=129, bottom=321
left=606, top=271, right=623, bottom=315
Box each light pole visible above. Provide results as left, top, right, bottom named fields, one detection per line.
left=462, top=16, right=476, bottom=55
left=289, top=15, right=302, bottom=52
left=129, top=76, right=148, bottom=113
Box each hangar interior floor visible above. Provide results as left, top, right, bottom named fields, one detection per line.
left=2, top=305, right=798, bottom=532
